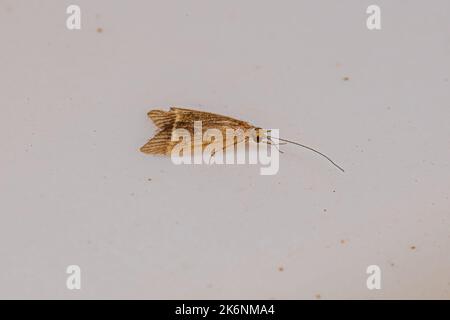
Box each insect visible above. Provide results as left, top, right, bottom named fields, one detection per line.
left=140, top=107, right=344, bottom=172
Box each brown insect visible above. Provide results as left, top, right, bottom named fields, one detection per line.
left=140, top=107, right=344, bottom=172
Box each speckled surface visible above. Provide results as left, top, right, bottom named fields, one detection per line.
left=0, top=0, right=449, bottom=299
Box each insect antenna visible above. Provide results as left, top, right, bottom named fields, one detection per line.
left=270, top=137, right=345, bottom=173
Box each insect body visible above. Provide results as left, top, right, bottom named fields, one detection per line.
left=140, top=107, right=344, bottom=172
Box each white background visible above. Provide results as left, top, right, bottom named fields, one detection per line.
left=0, top=0, right=449, bottom=299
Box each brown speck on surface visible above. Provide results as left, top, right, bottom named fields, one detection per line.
left=315, top=294, right=321, bottom=299
left=390, top=262, right=395, bottom=267
left=342, top=76, right=350, bottom=81
left=340, top=239, right=347, bottom=245
left=97, top=27, right=103, bottom=33
left=323, top=208, right=327, bottom=213
left=332, top=190, right=336, bottom=193
left=278, top=266, right=284, bottom=272
left=410, top=245, right=416, bottom=250
left=148, top=178, right=152, bottom=181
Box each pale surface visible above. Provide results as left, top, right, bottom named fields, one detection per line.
left=0, top=0, right=449, bottom=299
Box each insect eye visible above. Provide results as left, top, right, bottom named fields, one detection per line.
left=256, top=136, right=260, bottom=143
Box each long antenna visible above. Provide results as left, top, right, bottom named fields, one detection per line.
left=271, top=137, right=345, bottom=173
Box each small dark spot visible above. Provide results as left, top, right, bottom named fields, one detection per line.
left=148, top=178, right=152, bottom=181
left=332, top=190, right=336, bottom=193
left=323, top=208, right=327, bottom=213
left=97, top=27, right=103, bottom=33
left=278, top=266, right=284, bottom=272
left=390, top=262, right=395, bottom=267
left=130, top=192, right=135, bottom=196
left=410, top=245, right=416, bottom=250
left=342, top=76, right=350, bottom=81
left=340, top=239, right=347, bottom=245
left=315, top=294, right=321, bottom=299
